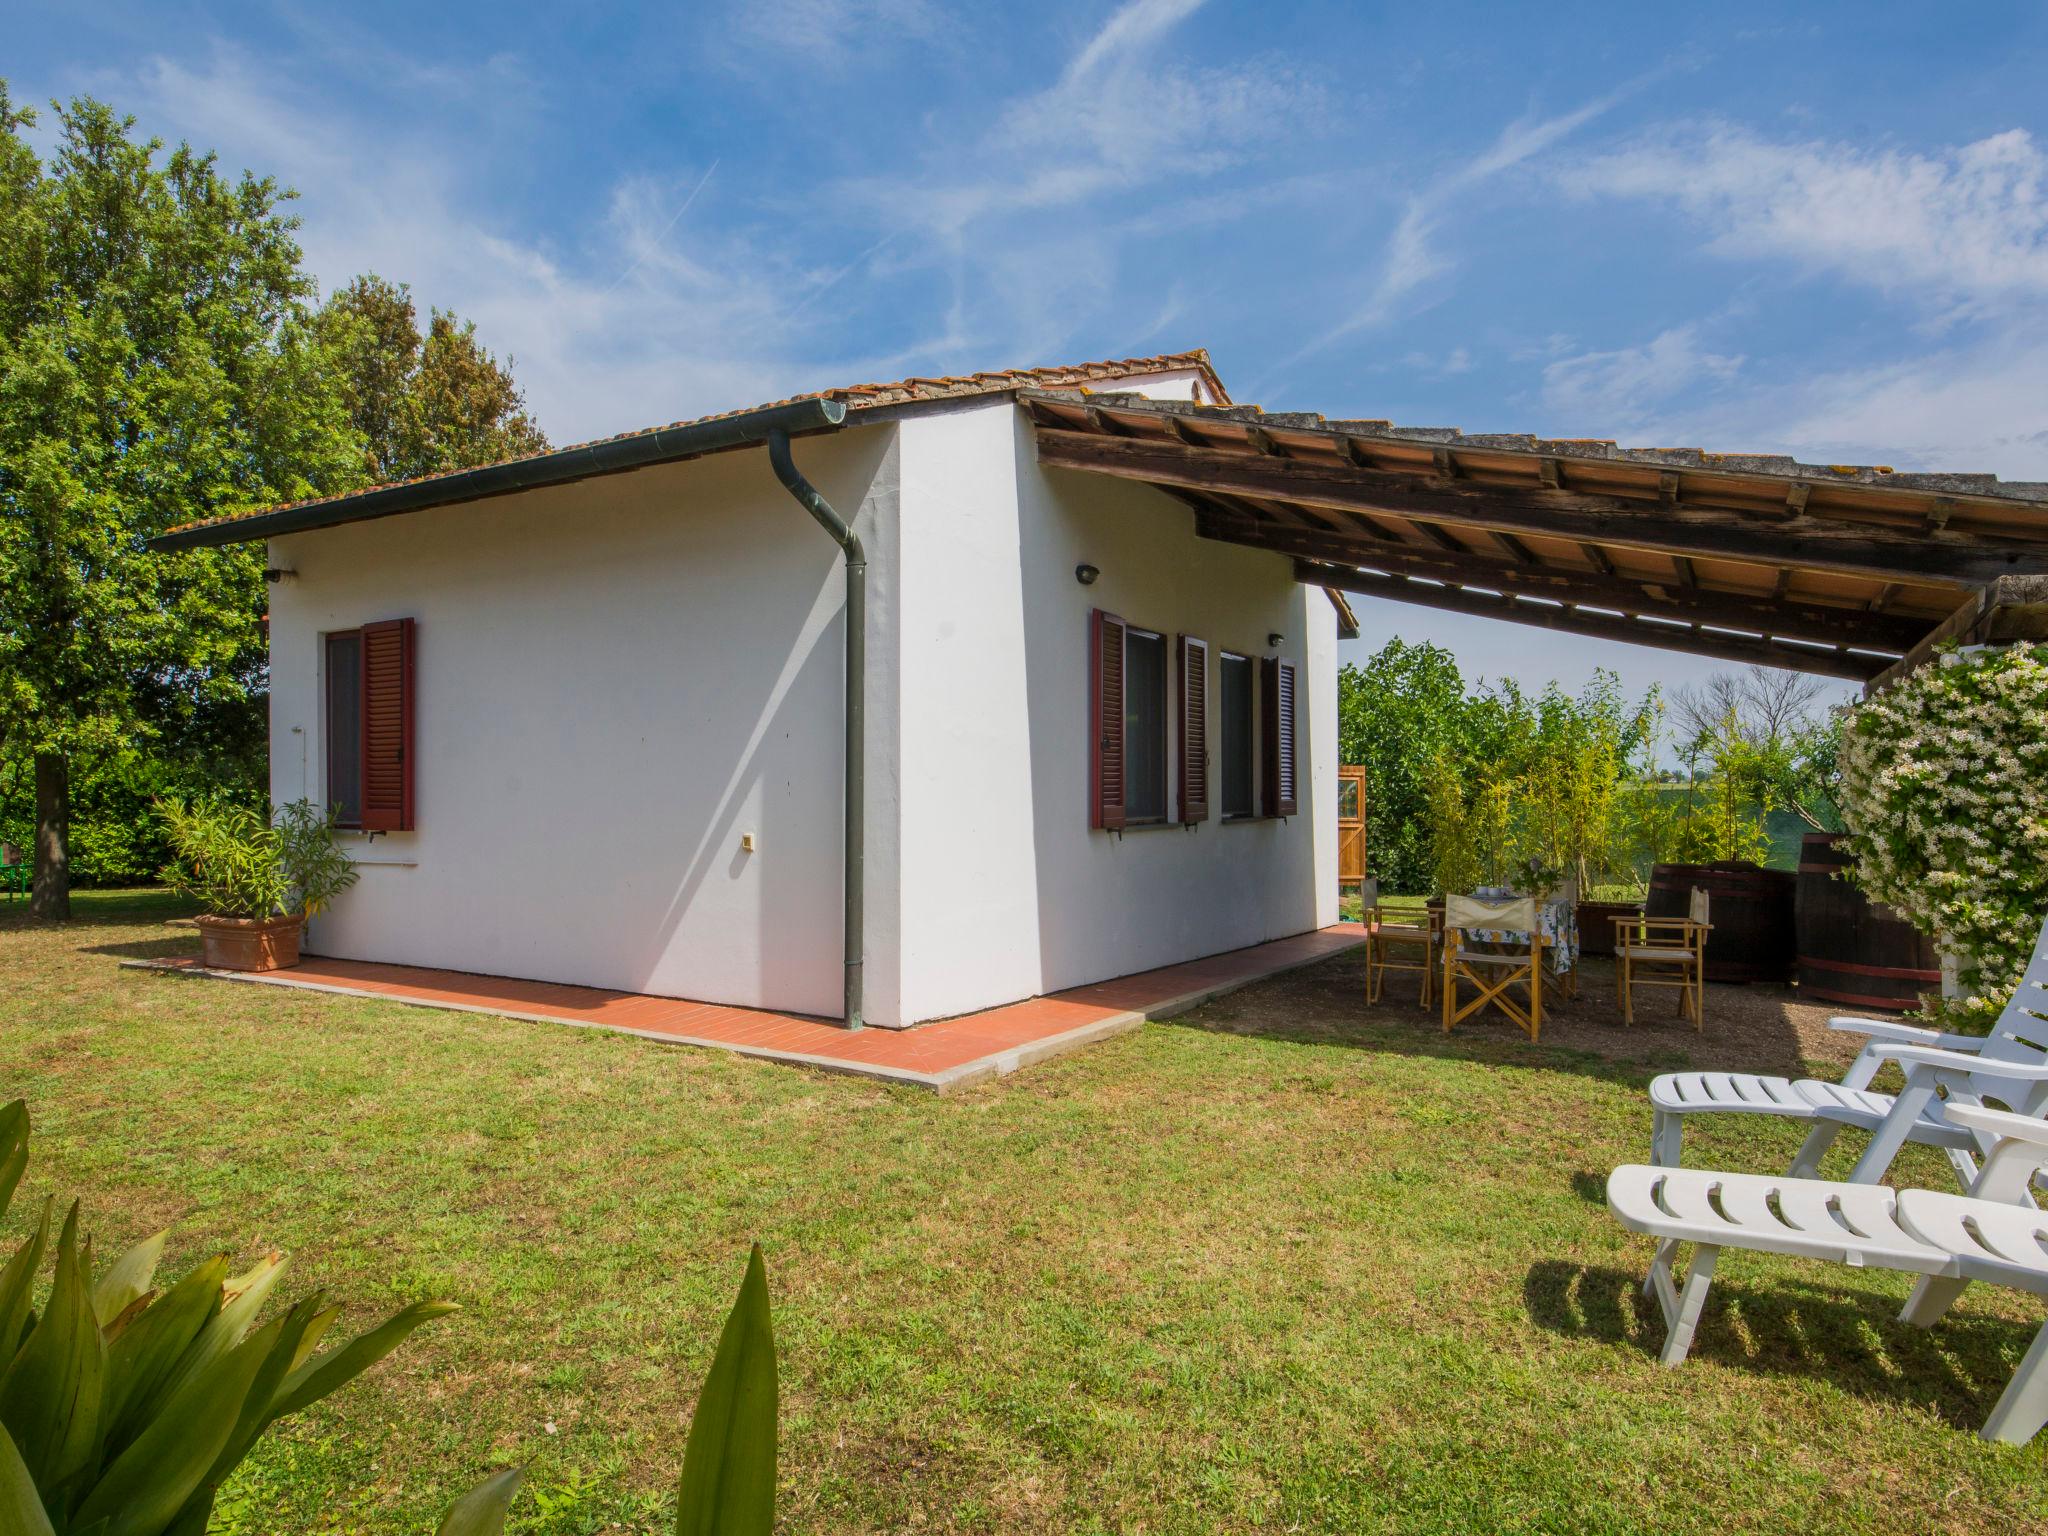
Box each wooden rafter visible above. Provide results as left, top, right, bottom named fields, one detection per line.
left=1294, top=560, right=1883, bottom=680
left=1032, top=427, right=2042, bottom=586
left=1190, top=513, right=1928, bottom=652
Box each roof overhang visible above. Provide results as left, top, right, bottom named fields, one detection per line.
left=150, top=396, right=849, bottom=551
left=1020, top=389, right=2048, bottom=681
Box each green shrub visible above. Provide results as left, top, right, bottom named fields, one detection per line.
left=158, top=799, right=357, bottom=920
left=0, top=749, right=263, bottom=889
left=0, top=1100, right=453, bottom=1535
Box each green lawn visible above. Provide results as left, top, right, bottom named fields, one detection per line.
left=2, top=891, right=2042, bottom=1534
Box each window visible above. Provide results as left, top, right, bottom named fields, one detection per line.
left=1219, top=652, right=1254, bottom=818
left=325, top=617, right=416, bottom=831
left=325, top=632, right=364, bottom=826
left=1122, top=627, right=1168, bottom=823
left=1088, top=609, right=1172, bottom=829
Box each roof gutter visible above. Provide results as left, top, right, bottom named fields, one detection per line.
left=767, top=429, right=866, bottom=1031
left=149, top=396, right=851, bottom=550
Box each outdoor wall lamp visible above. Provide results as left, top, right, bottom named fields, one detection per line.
left=1268, top=632, right=1284, bottom=647
left=264, top=567, right=297, bottom=583
left=1075, top=563, right=1100, bottom=585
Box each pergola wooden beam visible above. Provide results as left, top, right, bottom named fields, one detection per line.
left=1034, top=427, right=2041, bottom=586
left=1863, top=575, right=2048, bottom=693
left=1193, top=511, right=1928, bottom=651
left=1297, top=559, right=1885, bottom=680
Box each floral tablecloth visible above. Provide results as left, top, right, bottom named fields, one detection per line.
left=1467, top=887, right=1578, bottom=975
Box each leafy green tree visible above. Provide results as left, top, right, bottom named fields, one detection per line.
left=1337, top=639, right=1656, bottom=894
left=1336, top=640, right=1478, bottom=892
left=317, top=274, right=548, bottom=484
left=0, top=90, right=360, bottom=917
left=0, top=93, right=550, bottom=914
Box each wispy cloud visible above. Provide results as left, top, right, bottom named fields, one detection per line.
left=721, top=0, right=950, bottom=67
left=1560, top=124, right=2048, bottom=320
left=91, top=46, right=958, bottom=443
left=1540, top=324, right=1743, bottom=430
left=837, top=0, right=1321, bottom=239
left=1260, top=79, right=1654, bottom=389
left=1546, top=121, right=2048, bottom=478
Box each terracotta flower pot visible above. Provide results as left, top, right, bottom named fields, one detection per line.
left=195, top=914, right=304, bottom=972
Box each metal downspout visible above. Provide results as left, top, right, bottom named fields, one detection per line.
left=767, top=430, right=865, bottom=1031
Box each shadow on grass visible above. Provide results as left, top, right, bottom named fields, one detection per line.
left=1525, top=1258, right=2030, bottom=1433
left=0, top=887, right=198, bottom=961
left=1568, top=1170, right=1610, bottom=1207
left=1163, top=945, right=1813, bottom=1094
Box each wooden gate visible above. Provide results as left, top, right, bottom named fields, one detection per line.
left=1338, top=764, right=1367, bottom=889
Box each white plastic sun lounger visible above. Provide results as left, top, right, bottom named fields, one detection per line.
left=1645, top=913, right=2048, bottom=1192
left=1608, top=1103, right=2048, bottom=1443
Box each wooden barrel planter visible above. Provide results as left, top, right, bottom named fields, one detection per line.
left=1576, top=900, right=1642, bottom=958
left=1647, top=861, right=1796, bottom=983
left=1795, top=832, right=1940, bottom=1012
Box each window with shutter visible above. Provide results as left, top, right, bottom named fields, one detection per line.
left=324, top=632, right=364, bottom=826
left=358, top=617, right=416, bottom=831
left=1122, top=629, right=1168, bottom=823
left=1177, top=634, right=1209, bottom=823
left=1261, top=656, right=1298, bottom=818
left=1218, top=652, right=1254, bottom=818
left=1089, top=609, right=1126, bottom=830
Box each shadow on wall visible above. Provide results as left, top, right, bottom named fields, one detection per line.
left=630, top=435, right=892, bottom=1017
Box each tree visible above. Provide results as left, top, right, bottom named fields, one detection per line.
left=1336, top=640, right=1478, bottom=892
left=317, top=274, right=548, bottom=484
left=1671, top=665, right=1830, bottom=749
left=1672, top=665, right=1843, bottom=834
left=0, top=90, right=362, bottom=916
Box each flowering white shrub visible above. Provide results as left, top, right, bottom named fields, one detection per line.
left=1836, top=644, right=2048, bottom=1029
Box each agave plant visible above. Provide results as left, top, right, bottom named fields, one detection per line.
left=439, top=1245, right=777, bottom=1535
left=0, top=1100, right=454, bottom=1535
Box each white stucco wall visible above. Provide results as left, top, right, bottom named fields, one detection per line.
left=266, top=425, right=902, bottom=1020
left=892, top=399, right=1337, bottom=1023
left=264, top=391, right=1335, bottom=1028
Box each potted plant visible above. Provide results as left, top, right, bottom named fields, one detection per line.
left=159, top=798, right=357, bottom=971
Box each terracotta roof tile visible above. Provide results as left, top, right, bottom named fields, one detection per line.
left=165, top=349, right=1228, bottom=537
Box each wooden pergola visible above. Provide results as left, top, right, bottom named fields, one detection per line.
left=1020, top=389, right=2048, bottom=684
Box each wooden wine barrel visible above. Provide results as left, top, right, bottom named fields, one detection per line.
left=1795, top=832, right=1940, bottom=1012
left=1576, top=900, right=1643, bottom=958
left=1647, top=861, right=1796, bottom=983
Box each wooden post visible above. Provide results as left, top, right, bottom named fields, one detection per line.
left=1862, top=575, right=2048, bottom=695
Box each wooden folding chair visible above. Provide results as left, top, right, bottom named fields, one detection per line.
left=1615, top=887, right=1711, bottom=1028
left=1442, top=894, right=1546, bottom=1041
left=1363, top=878, right=1441, bottom=1007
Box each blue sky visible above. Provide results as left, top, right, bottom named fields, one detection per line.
left=17, top=0, right=2048, bottom=711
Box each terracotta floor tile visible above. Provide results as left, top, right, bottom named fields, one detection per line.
left=155, top=926, right=1365, bottom=1089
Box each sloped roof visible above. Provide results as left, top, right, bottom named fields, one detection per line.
left=158, top=349, right=1228, bottom=541
left=1021, top=388, right=2048, bottom=680
left=1099, top=398, right=2048, bottom=504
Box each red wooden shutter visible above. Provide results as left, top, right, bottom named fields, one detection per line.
left=359, top=618, right=416, bottom=831
left=1261, top=656, right=1298, bottom=818
left=1178, top=634, right=1209, bottom=823
left=1089, top=609, right=1126, bottom=830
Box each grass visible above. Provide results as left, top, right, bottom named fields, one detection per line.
left=3, top=889, right=2045, bottom=1533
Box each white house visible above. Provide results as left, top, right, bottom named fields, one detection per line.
left=160, top=352, right=1347, bottom=1029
